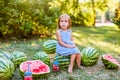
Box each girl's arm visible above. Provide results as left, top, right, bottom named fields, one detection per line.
left=70, top=30, right=76, bottom=46
left=70, top=32, right=74, bottom=41
left=56, top=30, right=75, bottom=48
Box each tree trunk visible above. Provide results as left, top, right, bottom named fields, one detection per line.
left=91, top=0, right=96, bottom=26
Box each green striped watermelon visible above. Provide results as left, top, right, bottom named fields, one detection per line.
left=0, top=51, right=15, bottom=63
left=33, top=51, right=50, bottom=65
left=42, top=40, right=57, bottom=54
left=54, top=54, right=70, bottom=69
left=102, top=54, right=120, bottom=70
left=81, top=47, right=99, bottom=66
left=19, top=60, right=50, bottom=79
left=12, top=51, right=27, bottom=67
left=0, top=58, right=14, bottom=80
left=0, top=51, right=11, bottom=59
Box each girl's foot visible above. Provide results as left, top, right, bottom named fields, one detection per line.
left=68, top=65, right=73, bottom=73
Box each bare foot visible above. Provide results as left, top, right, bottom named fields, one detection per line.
left=68, top=65, right=73, bottom=73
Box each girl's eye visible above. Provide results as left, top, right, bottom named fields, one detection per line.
left=60, top=20, right=68, bottom=22
left=60, top=20, right=63, bottom=22
left=65, top=20, right=68, bottom=22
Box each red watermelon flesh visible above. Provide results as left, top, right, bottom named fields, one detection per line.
left=103, top=54, right=120, bottom=66
left=20, top=60, right=50, bottom=74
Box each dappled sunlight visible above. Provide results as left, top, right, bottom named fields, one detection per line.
left=73, top=32, right=82, bottom=38
left=31, top=43, right=38, bottom=47
left=87, top=38, right=120, bottom=54
left=74, top=38, right=90, bottom=47
left=73, top=32, right=87, bottom=48
left=72, top=26, right=120, bottom=56
left=0, top=43, right=10, bottom=48
left=95, top=22, right=117, bottom=27
left=73, top=33, right=120, bottom=55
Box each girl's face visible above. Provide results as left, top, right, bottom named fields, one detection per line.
left=59, top=16, right=69, bottom=30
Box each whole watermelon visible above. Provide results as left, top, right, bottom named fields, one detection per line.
left=19, top=60, right=50, bottom=79
left=0, top=51, right=15, bottom=63
left=54, top=54, right=70, bottom=69
left=12, top=51, right=27, bottom=67
left=33, top=51, right=50, bottom=65
left=102, top=54, right=120, bottom=70
left=42, top=40, right=57, bottom=54
left=81, top=47, right=99, bottom=66
left=0, top=58, right=14, bottom=80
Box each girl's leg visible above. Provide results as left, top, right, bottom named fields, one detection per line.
left=68, top=54, right=76, bottom=73
left=76, top=53, right=83, bottom=69
left=76, top=54, right=81, bottom=68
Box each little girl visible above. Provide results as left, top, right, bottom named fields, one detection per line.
left=56, top=14, right=83, bottom=73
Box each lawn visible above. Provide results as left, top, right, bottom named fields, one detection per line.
left=0, top=26, right=120, bottom=80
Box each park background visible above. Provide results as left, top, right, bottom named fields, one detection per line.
left=0, top=0, right=120, bottom=39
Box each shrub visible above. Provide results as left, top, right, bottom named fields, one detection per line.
left=114, top=7, right=120, bottom=28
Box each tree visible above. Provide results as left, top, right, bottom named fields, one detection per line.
left=91, top=0, right=96, bottom=26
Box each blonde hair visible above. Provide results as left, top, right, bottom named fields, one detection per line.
left=57, top=14, right=72, bottom=29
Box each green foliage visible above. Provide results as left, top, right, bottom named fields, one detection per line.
left=72, top=10, right=95, bottom=26
left=0, top=0, right=58, bottom=38
left=50, top=0, right=109, bottom=27
left=114, top=8, right=120, bottom=28
left=0, top=0, right=117, bottom=38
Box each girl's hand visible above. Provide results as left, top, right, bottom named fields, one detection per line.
left=69, top=45, right=76, bottom=48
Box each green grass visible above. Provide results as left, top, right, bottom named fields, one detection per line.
left=0, top=26, right=120, bottom=80
left=72, top=26, right=120, bottom=57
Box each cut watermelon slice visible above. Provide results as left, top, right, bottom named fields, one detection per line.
left=102, top=54, right=120, bottom=69
left=20, top=60, right=50, bottom=79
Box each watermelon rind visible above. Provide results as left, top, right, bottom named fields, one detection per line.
left=33, top=51, right=50, bottom=65
left=0, top=58, right=14, bottom=80
left=42, top=40, right=57, bottom=54
left=81, top=47, right=99, bottom=66
left=12, top=51, right=27, bottom=67
left=19, top=60, right=50, bottom=79
left=0, top=51, right=15, bottom=63
left=54, top=54, right=70, bottom=69
left=102, top=54, right=120, bottom=70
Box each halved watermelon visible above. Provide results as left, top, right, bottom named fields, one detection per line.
left=102, top=54, right=120, bottom=69
left=19, top=60, right=50, bottom=79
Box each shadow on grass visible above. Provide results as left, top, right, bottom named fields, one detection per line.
left=72, top=26, right=120, bottom=56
